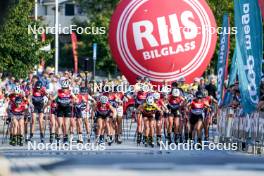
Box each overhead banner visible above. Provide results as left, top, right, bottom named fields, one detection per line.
left=228, top=48, right=238, bottom=86
left=71, top=32, right=78, bottom=73
left=109, top=0, right=217, bottom=84
left=234, top=0, right=263, bottom=113
left=217, top=13, right=230, bottom=105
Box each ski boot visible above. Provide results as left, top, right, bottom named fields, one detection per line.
left=117, top=135, right=122, bottom=144
left=166, top=133, right=172, bottom=145
left=156, top=135, right=162, bottom=146
left=77, top=133, right=83, bottom=144
left=10, top=135, right=16, bottom=146
left=17, top=135, right=23, bottom=146
left=174, top=134, right=180, bottom=145
left=149, top=136, right=154, bottom=148
left=50, top=133, right=54, bottom=143
left=137, top=133, right=142, bottom=145
left=145, top=137, right=149, bottom=147
left=99, top=135, right=105, bottom=145
left=40, top=133, right=45, bottom=143
left=63, top=135, right=69, bottom=145
left=107, top=135, right=113, bottom=146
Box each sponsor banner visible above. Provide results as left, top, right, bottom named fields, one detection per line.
left=228, top=48, right=238, bottom=86
left=109, top=0, right=217, bottom=84
left=217, top=13, right=230, bottom=105
left=234, top=0, right=263, bottom=113
left=71, top=32, right=78, bottom=73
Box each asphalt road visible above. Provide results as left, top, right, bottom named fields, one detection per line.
left=1, top=119, right=264, bottom=176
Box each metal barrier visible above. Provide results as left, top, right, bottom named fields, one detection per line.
left=217, top=108, right=264, bottom=154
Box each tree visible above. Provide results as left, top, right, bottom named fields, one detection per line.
left=75, top=0, right=119, bottom=75
left=0, top=0, right=53, bottom=78
left=206, top=0, right=235, bottom=74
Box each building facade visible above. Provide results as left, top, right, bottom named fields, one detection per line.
left=37, top=0, right=88, bottom=29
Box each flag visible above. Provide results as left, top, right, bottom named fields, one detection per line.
left=217, top=13, right=230, bottom=105
left=234, top=0, right=263, bottom=113
left=71, top=32, right=78, bottom=73
left=228, top=48, right=238, bottom=86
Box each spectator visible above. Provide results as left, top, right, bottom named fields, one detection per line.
left=257, top=78, right=264, bottom=111
left=198, top=77, right=206, bottom=92
left=205, top=77, right=217, bottom=99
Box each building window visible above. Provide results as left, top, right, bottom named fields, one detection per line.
left=65, top=4, right=75, bottom=16
left=44, top=6, right=48, bottom=16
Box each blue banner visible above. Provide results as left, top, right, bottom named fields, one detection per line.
left=217, top=13, right=230, bottom=106
left=234, top=0, right=263, bottom=113
left=228, top=48, right=238, bottom=86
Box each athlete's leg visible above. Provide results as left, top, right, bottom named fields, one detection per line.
left=173, top=116, right=181, bottom=144
left=76, top=117, right=83, bottom=143
left=30, top=112, right=37, bottom=140
left=149, top=118, right=155, bottom=147
left=39, top=112, right=45, bottom=142
left=49, top=114, right=56, bottom=143
left=97, top=117, right=103, bottom=143
left=18, top=117, right=24, bottom=146
left=11, top=118, right=18, bottom=146
left=57, top=117, right=64, bottom=144
left=143, top=117, right=149, bottom=145
left=84, top=117, right=90, bottom=142
left=167, top=115, right=173, bottom=144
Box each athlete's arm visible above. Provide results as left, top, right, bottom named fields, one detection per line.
left=109, top=105, right=117, bottom=118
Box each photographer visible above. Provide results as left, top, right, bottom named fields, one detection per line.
left=257, top=78, right=264, bottom=111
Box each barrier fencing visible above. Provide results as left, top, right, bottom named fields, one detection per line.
left=217, top=108, right=264, bottom=154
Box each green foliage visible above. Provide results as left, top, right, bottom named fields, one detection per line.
left=0, top=0, right=53, bottom=78
left=75, top=0, right=119, bottom=75
left=206, top=0, right=235, bottom=74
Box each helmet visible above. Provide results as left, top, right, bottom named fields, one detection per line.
left=144, top=77, right=150, bottom=82
left=172, top=88, right=181, bottom=97
left=14, top=86, right=21, bottom=94
left=136, top=76, right=142, bottom=81
left=61, top=80, right=70, bottom=89
left=100, top=96, right=108, bottom=104
left=80, top=87, right=88, bottom=94
left=72, top=87, right=80, bottom=94
left=153, top=92, right=160, bottom=100
left=178, top=77, right=185, bottom=83
left=171, top=81, right=178, bottom=88
left=35, top=81, right=43, bottom=89
left=146, top=96, right=154, bottom=105
left=196, top=91, right=203, bottom=99
left=139, top=84, right=144, bottom=91
left=15, top=96, right=23, bottom=105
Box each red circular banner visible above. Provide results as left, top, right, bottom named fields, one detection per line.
left=109, top=0, right=217, bottom=84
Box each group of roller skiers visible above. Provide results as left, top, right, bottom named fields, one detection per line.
left=0, top=74, right=218, bottom=148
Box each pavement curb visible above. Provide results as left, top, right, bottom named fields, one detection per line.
left=0, top=155, right=10, bottom=176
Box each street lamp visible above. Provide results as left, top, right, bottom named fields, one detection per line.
left=55, top=0, right=59, bottom=75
